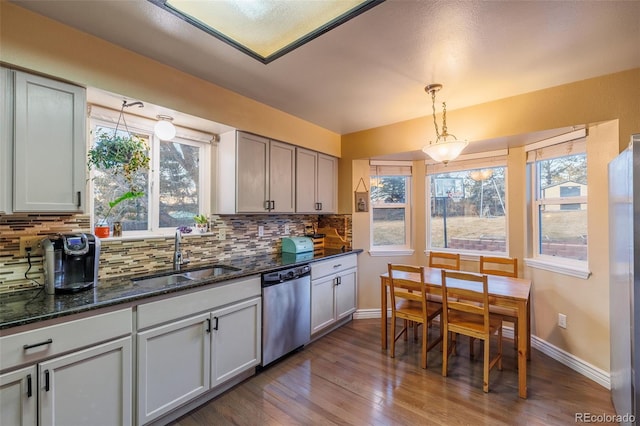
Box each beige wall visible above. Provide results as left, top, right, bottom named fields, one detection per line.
left=344, top=68, right=639, bottom=373
left=0, top=2, right=340, bottom=156
left=4, top=0, right=640, bottom=376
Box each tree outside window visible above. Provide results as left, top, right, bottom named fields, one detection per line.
left=370, top=174, right=411, bottom=249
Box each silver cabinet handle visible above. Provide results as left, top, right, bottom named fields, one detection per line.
left=23, top=338, right=53, bottom=350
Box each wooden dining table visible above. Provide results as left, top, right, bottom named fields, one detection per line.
left=380, top=267, right=532, bottom=398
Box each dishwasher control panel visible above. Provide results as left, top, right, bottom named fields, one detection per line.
left=262, top=264, right=311, bottom=286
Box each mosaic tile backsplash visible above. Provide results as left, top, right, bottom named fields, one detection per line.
left=0, top=213, right=352, bottom=294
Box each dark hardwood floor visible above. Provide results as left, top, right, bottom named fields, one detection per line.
left=171, top=319, right=617, bottom=425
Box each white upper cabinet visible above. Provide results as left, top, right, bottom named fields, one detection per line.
left=236, top=132, right=269, bottom=212
left=216, top=131, right=295, bottom=214
left=13, top=70, right=86, bottom=212
left=296, top=147, right=337, bottom=213
left=0, top=67, right=12, bottom=214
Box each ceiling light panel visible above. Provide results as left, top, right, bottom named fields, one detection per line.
left=151, top=0, right=383, bottom=63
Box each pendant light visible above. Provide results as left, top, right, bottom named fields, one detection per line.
left=154, top=115, right=176, bottom=140
left=422, top=84, right=468, bottom=164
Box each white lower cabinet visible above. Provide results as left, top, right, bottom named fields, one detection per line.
left=311, top=254, right=358, bottom=335
left=136, top=276, right=262, bottom=425
left=39, top=337, right=132, bottom=426
left=0, top=365, right=37, bottom=426
left=210, top=297, right=261, bottom=387
left=0, top=337, right=132, bottom=426
left=137, top=313, right=211, bottom=425
left=0, top=309, right=133, bottom=426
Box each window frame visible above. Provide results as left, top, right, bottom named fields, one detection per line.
left=425, top=152, right=509, bottom=257
left=369, top=161, right=413, bottom=256
left=526, top=137, right=589, bottom=275
left=88, top=105, right=212, bottom=237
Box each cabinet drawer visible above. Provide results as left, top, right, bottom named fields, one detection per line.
left=311, top=254, right=357, bottom=280
left=0, top=308, right=132, bottom=372
left=137, top=275, right=261, bottom=330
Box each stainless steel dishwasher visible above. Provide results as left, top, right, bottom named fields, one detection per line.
left=261, top=264, right=311, bottom=367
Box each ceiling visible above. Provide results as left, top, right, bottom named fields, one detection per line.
left=10, top=0, right=640, bottom=156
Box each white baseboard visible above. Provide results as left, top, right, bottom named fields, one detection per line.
left=353, top=309, right=611, bottom=390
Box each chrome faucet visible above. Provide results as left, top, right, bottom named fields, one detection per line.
left=174, top=228, right=189, bottom=270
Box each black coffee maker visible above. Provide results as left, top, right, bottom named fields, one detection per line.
left=42, top=233, right=101, bottom=294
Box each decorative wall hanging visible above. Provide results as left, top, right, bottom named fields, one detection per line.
left=354, top=177, right=369, bottom=213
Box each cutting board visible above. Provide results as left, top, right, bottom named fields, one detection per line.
left=317, top=227, right=349, bottom=250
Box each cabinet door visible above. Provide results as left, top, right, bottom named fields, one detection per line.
left=0, top=67, right=13, bottom=214
left=39, top=336, right=132, bottom=426
left=295, top=147, right=317, bottom=213
left=317, top=154, right=337, bottom=213
left=210, top=297, right=261, bottom=388
left=137, top=313, right=210, bottom=425
left=236, top=132, right=269, bottom=212
left=0, top=365, right=37, bottom=426
left=13, top=71, right=86, bottom=212
left=311, top=275, right=336, bottom=334
left=269, top=140, right=295, bottom=213
left=335, top=268, right=357, bottom=320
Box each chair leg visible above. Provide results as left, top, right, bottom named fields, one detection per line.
left=391, top=316, right=397, bottom=358
left=442, top=331, right=449, bottom=377
left=483, top=336, right=490, bottom=393
left=452, top=333, right=458, bottom=356
left=498, top=326, right=503, bottom=371
left=469, top=337, right=475, bottom=359
left=421, top=321, right=428, bottom=369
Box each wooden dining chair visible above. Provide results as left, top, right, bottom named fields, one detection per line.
left=388, top=264, right=443, bottom=369
left=428, top=251, right=461, bottom=270
left=441, top=269, right=502, bottom=392
left=479, top=256, right=521, bottom=349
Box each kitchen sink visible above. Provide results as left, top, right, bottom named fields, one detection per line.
left=182, top=265, right=241, bottom=279
left=131, top=265, right=241, bottom=288
left=132, top=274, right=193, bottom=288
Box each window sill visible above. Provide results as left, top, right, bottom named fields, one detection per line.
left=99, top=231, right=214, bottom=242
left=369, top=249, right=415, bottom=257
left=524, top=257, right=591, bottom=279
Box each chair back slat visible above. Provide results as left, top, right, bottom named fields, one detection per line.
left=387, top=264, right=428, bottom=316
left=479, top=256, right=518, bottom=278
left=441, top=270, right=490, bottom=329
left=428, top=251, right=461, bottom=270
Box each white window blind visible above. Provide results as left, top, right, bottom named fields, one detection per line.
left=526, top=138, right=586, bottom=163
left=426, top=154, right=507, bottom=175
left=370, top=160, right=412, bottom=176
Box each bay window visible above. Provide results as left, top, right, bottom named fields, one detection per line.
left=528, top=138, right=587, bottom=262
left=426, top=154, right=507, bottom=254
left=370, top=162, right=412, bottom=253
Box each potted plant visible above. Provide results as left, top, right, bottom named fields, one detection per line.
left=88, top=126, right=151, bottom=238
left=193, top=214, right=209, bottom=233
left=94, top=190, right=145, bottom=237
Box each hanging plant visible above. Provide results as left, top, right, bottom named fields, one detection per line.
left=88, top=100, right=152, bottom=236
left=88, top=131, right=150, bottom=187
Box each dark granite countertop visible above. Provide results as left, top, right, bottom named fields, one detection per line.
left=0, top=249, right=362, bottom=331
